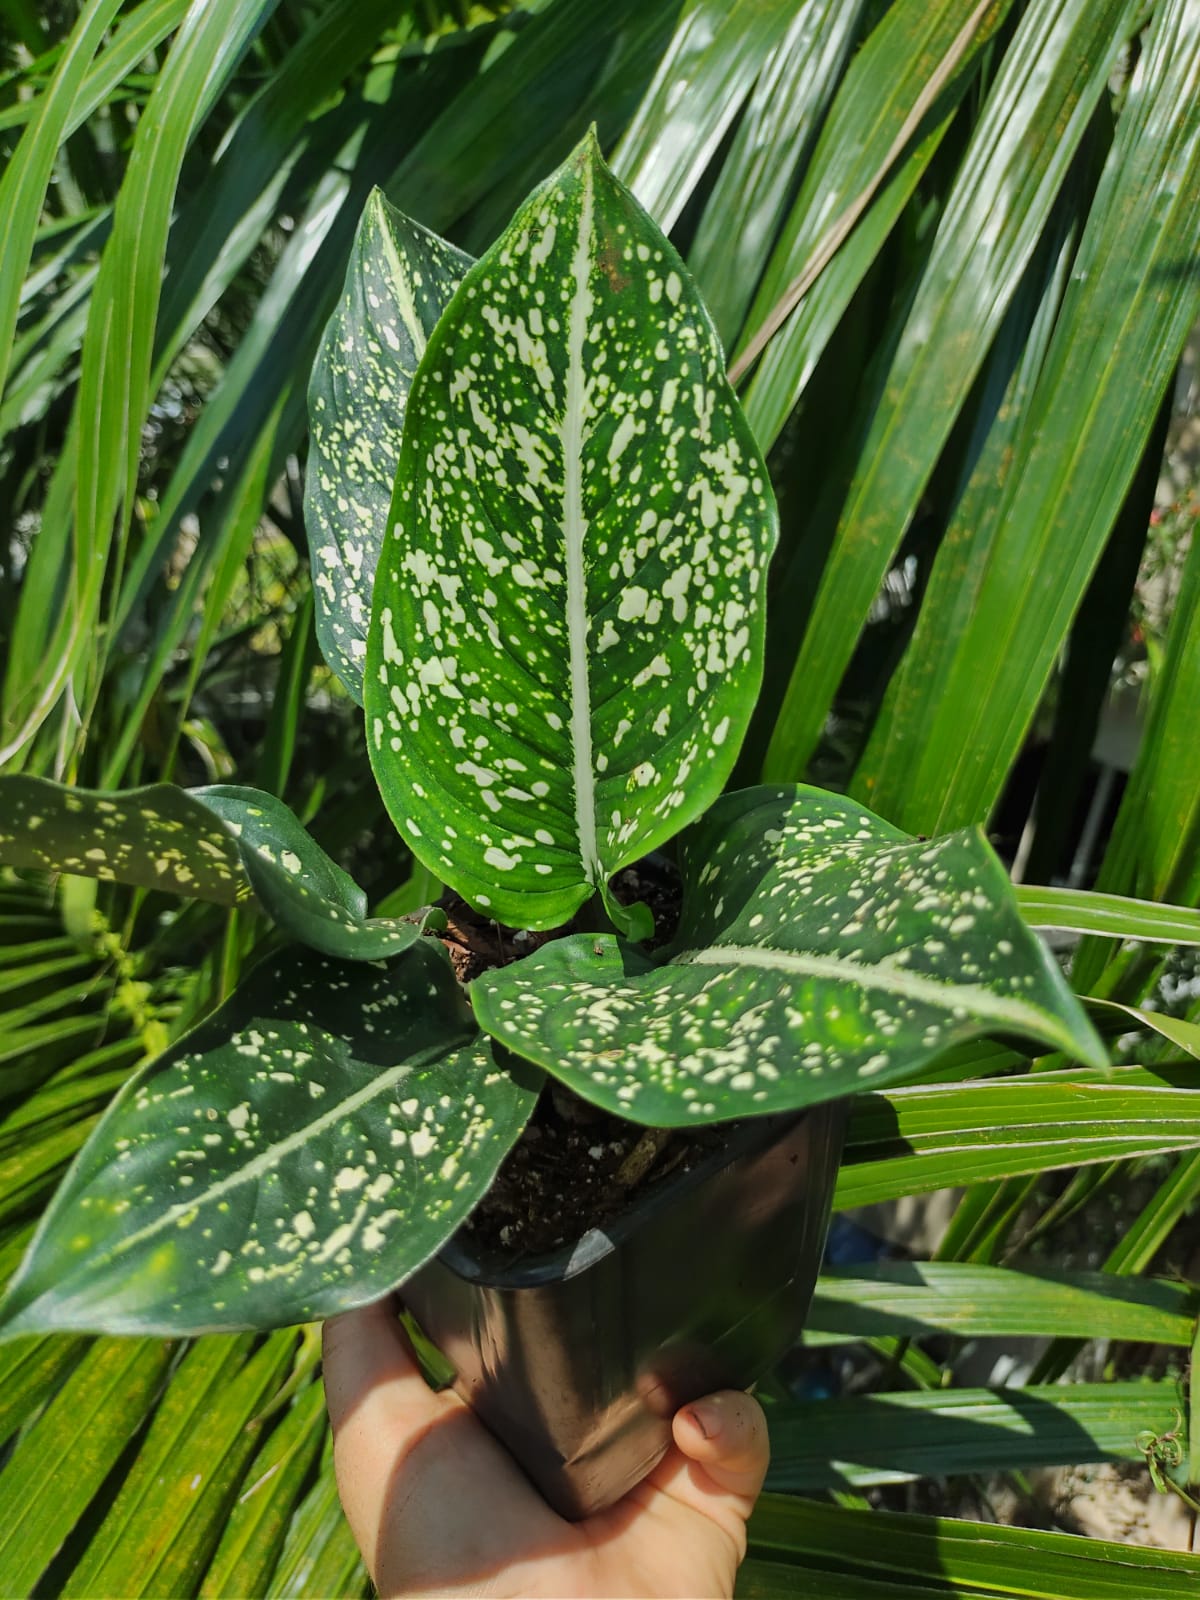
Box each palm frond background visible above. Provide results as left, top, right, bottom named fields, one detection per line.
left=0, top=0, right=1198, bottom=1591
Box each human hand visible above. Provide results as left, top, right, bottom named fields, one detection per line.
left=323, top=1297, right=770, bottom=1598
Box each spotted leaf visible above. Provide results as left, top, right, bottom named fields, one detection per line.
left=195, top=785, right=429, bottom=959
left=307, top=189, right=473, bottom=700
left=0, top=776, right=426, bottom=960
left=0, top=775, right=247, bottom=903
left=366, top=132, right=777, bottom=931
left=0, top=940, right=539, bottom=1338
left=471, top=786, right=1108, bottom=1126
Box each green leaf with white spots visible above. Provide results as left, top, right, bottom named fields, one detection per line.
left=194, top=785, right=430, bottom=960
left=0, top=941, right=539, bottom=1338
left=0, top=775, right=249, bottom=905
left=0, top=776, right=426, bottom=960
left=366, top=131, right=777, bottom=931
left=306, top=190, right=473, bottom=700
left=471, top=785, right=1108, bottom=1126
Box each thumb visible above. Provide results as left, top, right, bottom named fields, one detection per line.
left=672, top=1389, right=770, bottom=1507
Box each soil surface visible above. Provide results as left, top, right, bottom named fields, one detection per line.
left=431, top=855, right=723, bottom=1256
left=463, top=1084, right=727, bottom=1255
left=435, top=854, right=683, bottom=984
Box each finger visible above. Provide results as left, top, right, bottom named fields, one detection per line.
left=322, top=1296, right=452, bottom=1438
left=672, top=1389, right=770, bottom=1507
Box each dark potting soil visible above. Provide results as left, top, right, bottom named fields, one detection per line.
left=462, top=1085, right=728, bottom=1255
left=431, top=856, right=725, bottom=1256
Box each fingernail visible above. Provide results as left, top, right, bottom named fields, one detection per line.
left=686, top=1400, right=722, bottom=1440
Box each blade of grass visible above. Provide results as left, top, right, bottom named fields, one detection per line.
left=1, top=0, right=277, bottom=766
left=763, top=0, right=1137, bottom=781
left=0, top=0, right=124, bottom=401
left=254, top=586, right=318, bottom=798
left=862, top=0, right=1200, bottom=833
left=0, top=0, right=189, bottom=140
left=837, top=1065, right=1200, bottom=1208
left=0, top=418, right=78, bottom=761
left=70, top=0, right=278, bottom=722
left=99, top=386, right=294, bottom=790
left=765, top=1381, right=1186, bottom=1490
left=150, top=0, right=410, bottom=403
left=1, top=268, right=95, bottom=438
left=611, top=0, right=800, bottom=234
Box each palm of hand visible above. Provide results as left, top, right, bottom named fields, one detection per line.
left=323, top=1301, right=769, bottom=1599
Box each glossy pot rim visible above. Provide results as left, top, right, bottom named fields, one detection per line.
left=434, top=1103, right=843, bottom=1291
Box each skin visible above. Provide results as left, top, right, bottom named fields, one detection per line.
left=323, top=1298, right=771, bottom=1598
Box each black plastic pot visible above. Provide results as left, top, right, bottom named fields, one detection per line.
left=402, top=1101, right=846, bottom=1519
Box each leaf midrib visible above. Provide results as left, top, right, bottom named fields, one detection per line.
left=376, top=198, right=430, bottom=363
left=674, top=942, right=1080, bottom=1054
left=563, top=158, right=599, bottom=883
left=34, top=1038, right=474, bottom=1283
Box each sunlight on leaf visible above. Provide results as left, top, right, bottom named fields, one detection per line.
left=306, top=190, right=472, bottom=700
left=473, top=785, right=1107, bottom=1124
left=366, top=132, right=777, bottom=929
left=0, top=776, right=427, bottom=960
left=0, top=941, right=538, bottom=1337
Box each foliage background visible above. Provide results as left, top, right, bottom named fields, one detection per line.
left=1, top=0, right=1199, bottom=1592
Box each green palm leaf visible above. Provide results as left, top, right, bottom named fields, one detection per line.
left=846, top=0, right=1200, bottom=831
left=839, top=1063, right=1200, bottom=1205
left=764, top=0, right=1139, bottom=782
left=765, top=1381, right=1186, bottom=1490
left=0, top=1336, right=176, bottom=1595
left=743, top=1496, right=1200, bottom=1598
left=613, top=0, right=801, bottom=233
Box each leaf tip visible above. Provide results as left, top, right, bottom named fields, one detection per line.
left=1075, top=1023, right=1111, bottom=1075
left=0, top=1285, right=39, bottom=1344
left=569, top=122, right=604, bottom=172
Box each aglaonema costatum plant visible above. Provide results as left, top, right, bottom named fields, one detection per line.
left=0, top=134, right=1106, bottom=1340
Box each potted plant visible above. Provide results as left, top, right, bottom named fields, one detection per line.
left=0, top=134, right=1104, bottom=1517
